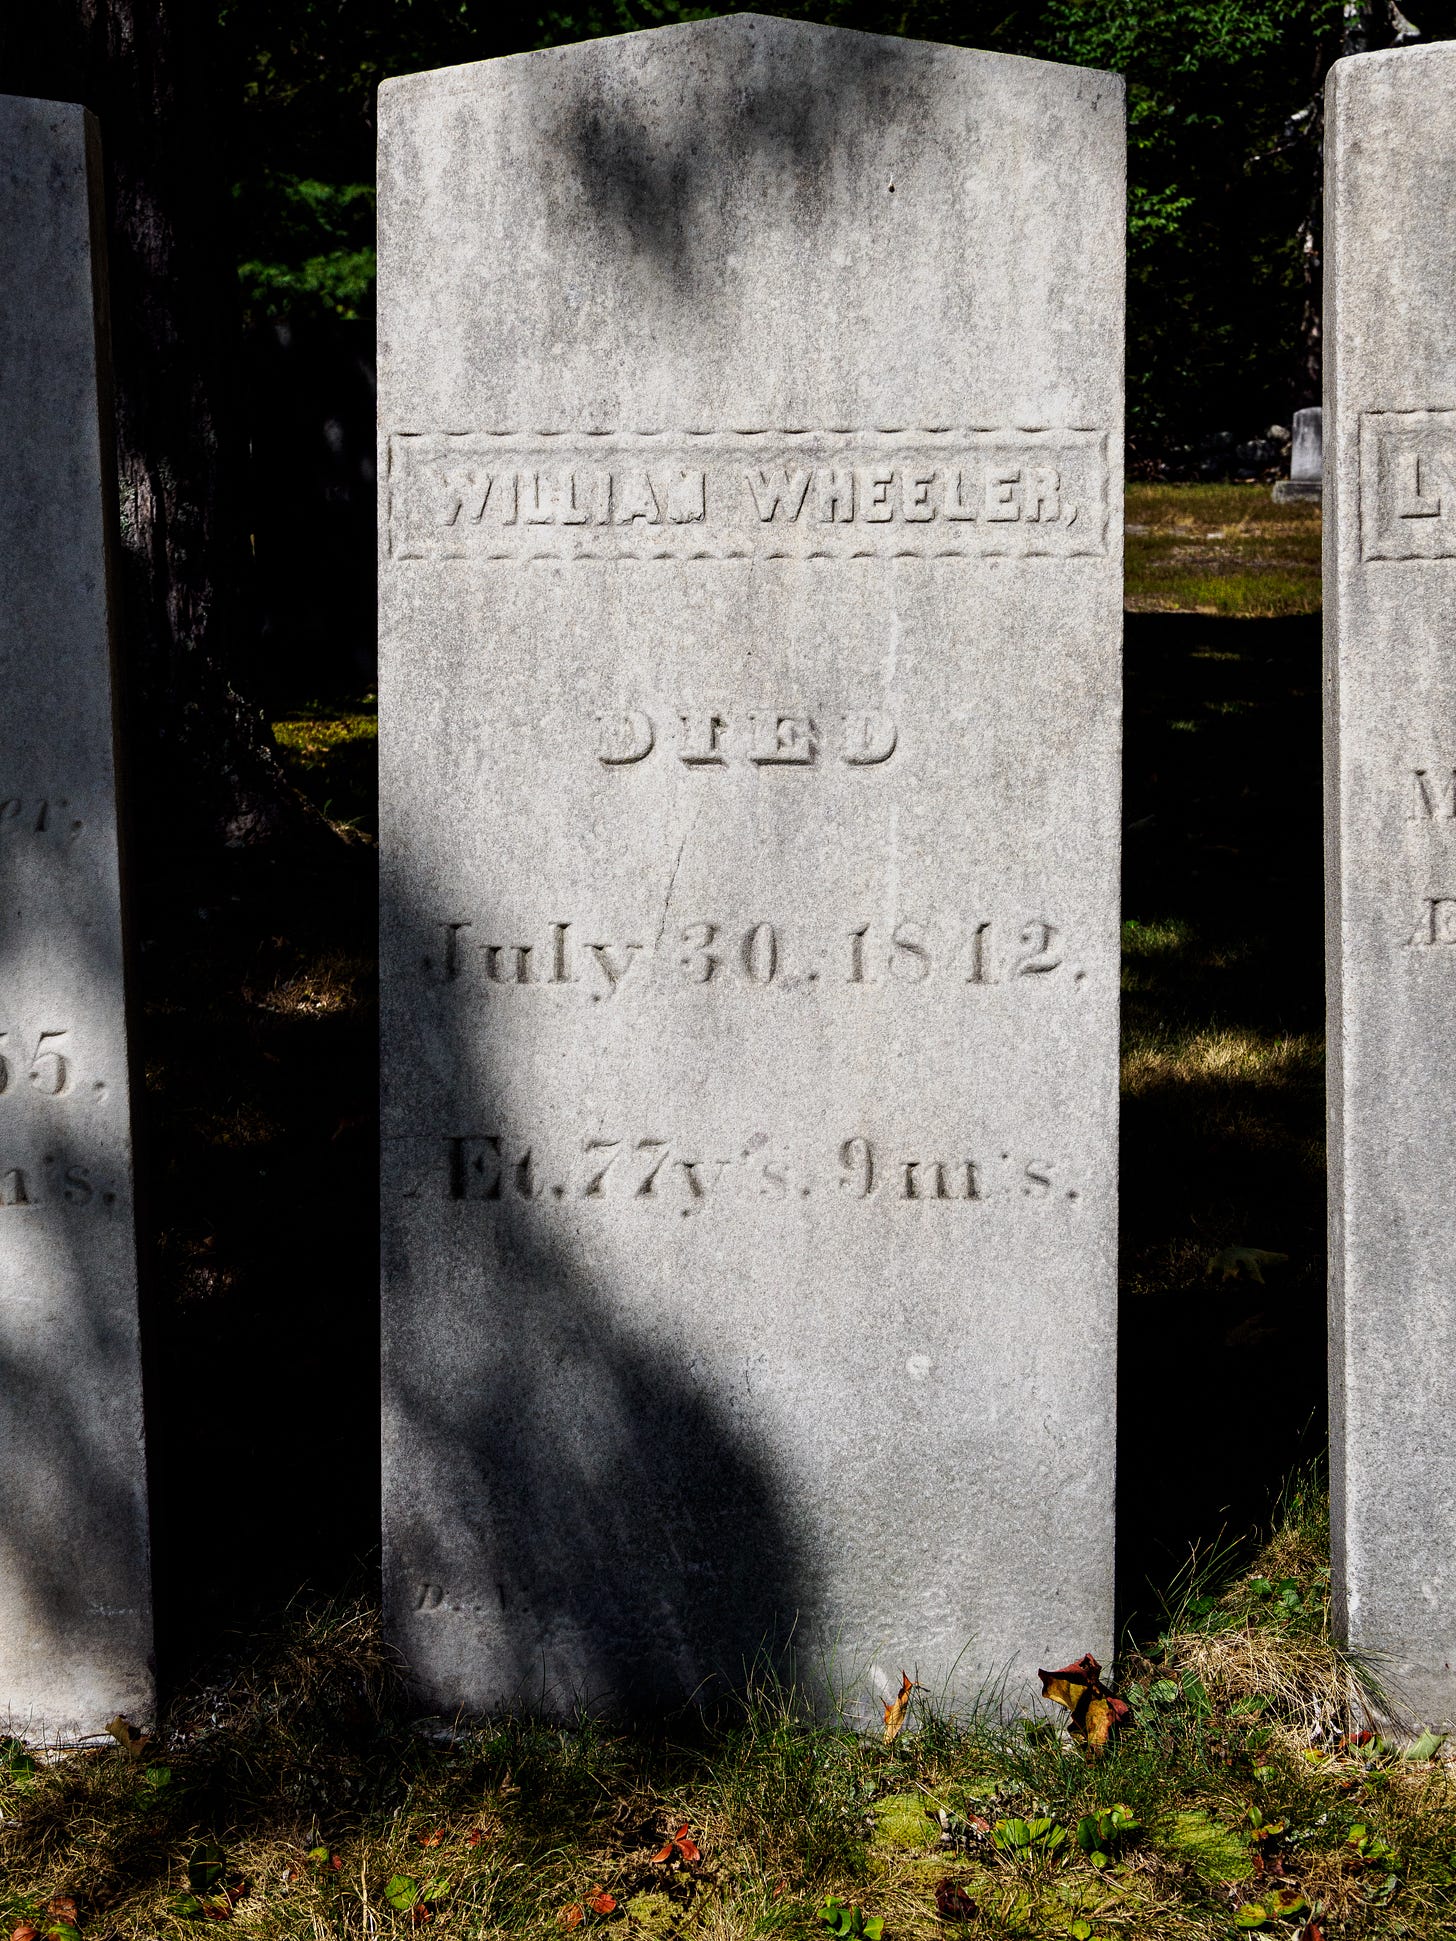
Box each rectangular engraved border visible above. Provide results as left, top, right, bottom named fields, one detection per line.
left=385, top=426, right=1111, bottom=562
left=1360, top=408, right=1456, bottom=561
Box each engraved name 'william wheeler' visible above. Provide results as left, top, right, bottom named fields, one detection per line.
left=387, top=429, right=1110, bottom=560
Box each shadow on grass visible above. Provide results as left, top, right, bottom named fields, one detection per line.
left=1118, top=611, right=1326, bottom=1631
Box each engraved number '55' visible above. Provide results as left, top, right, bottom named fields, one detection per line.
left=0, top=1030, right=70, bottom=1097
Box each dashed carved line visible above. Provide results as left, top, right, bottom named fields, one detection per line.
left=390, top=425, right=1107, bottom=441
left=413, top=546, right=1108, bottom=562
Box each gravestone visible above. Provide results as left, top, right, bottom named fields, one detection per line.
left=379, top=16, right=1124, bottom=1717
left=1327, top=44, right=1456, bottom=1730
left=0, top=97, right=153, bottom=1737
left=1273, top=406, right=1323, bottom=503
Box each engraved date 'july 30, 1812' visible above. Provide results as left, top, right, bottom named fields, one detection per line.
left=423, top=916, right=1081, bottom=994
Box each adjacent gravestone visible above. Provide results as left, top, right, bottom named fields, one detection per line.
left=1273, top=406, right=1323, bottom=504
left=0, top=97, right=153, bottom=1737
left=1327, top=45, right=1456, bottom=1729
left=379, top=16, right=1124, bottom=1717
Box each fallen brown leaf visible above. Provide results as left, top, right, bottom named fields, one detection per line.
left=883, top=1670, right=917, bottom=1743
left=558, top=1906, right=584, bottom=1930
left=44, top=1903, right=76, bottom=1927
left=934, top=1878, right=978, bottom=1922
left=587, top=1888, right=617, bottom=1916
left=105, top=1715, right=149, bottom=1760
left=1037, top=1653, right=1131, bottom=1750
left=419, top=1828, right=445, bottom=1849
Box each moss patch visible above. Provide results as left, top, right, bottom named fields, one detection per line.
left=869, top=1792, right=935, bottom=1851
left=1163, top=1808, right=1253, bottom=1883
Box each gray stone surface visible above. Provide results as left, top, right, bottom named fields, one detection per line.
left=1273, top=406, right=1323, bottom=503
left=1327, top=45, right=1456, bottom=1729
left=1292, top=406, right=1323, bottom=481
left=379, top=15, right=1124, bottom=1719
left=0, top=96, right=153, bottom=1738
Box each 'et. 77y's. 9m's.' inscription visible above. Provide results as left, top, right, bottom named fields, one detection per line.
left=433, top=1132, right=1078, bottom=1212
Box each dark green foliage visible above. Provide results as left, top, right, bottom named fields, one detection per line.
left=217, top=0, right=1456, bottom=453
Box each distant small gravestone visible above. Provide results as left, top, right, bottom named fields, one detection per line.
left=1327, top=46, right=1456, bottom=1729
left=0, top=97, right=153, bottom=1737
left=378, top=16, right=1124, bottom=1718
left=1273, top=406, right=1322, bottom=503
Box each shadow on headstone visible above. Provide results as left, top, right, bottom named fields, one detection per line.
left=381, top=913, right=815, bottom=1717
left=0, top=94, right=153, bottom=1738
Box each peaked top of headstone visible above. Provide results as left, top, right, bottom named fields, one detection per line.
left=379, top=11, right=1121, bottom=100
left=377, top=9, right=1122, bottom=436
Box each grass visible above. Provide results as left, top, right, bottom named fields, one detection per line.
left=9, top=1489, right=1456, bottom=1939
left=1126, top=485, right=1321, bottom=618
left=270, top=697, right=378, bottom=835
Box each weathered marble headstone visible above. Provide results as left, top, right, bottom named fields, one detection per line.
left=0, top=97, right=153, bottom=1736
left=1273, top=406, right=1323, bottom=503
left=1327, top=44, right=1456, bottom=1730
left=379, top=16, right=1124, bottom=1717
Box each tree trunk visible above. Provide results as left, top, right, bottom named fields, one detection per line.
left=0, top=3, right=300, bottom=847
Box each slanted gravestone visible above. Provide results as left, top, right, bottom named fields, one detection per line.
left=1273, top=406, right=1323, bottom=504
left=1327, top=44, right=1456, bottom=1730
left=0, top=97, right=153, bottom=1737
left=379, top=15, right=1124, bottom=1718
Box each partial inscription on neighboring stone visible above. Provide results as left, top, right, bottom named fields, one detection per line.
left=379, top=16, right=1124, bottom=1718
left=0, top=97, right=153, bottom=1737
left=1273, top=405, right=1323, bottom=504
left=1327, top=45, right=1456, bottom=1729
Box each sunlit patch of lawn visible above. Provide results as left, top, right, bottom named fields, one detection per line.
left=1126, top=484, right=1321, bottom=617
left=1122, top=1025, right=1324, bottom=1100
left=271, top=695, right=378, bottom=834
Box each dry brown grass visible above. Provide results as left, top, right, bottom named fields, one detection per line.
left=1122, top=1026, right=1322, bottom=1099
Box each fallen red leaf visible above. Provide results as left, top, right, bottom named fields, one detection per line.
left=465, top=1829, right=485, bottom=1849
left=934, top=1878, right=978, bottom=1922
left=419, top=1828, right=445, bottom=1849
left=883, top=1670, right=917, bottom=1744
left=671, top=1826, right=701, bottom=1865
left=329, top=1856, right=343, bottom=1873
left=587, top=1888, right=617, bottom=1916
left=12, top=1926, right=39, bottom=1941
left=558, top=1906, right=584, bottom=1930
